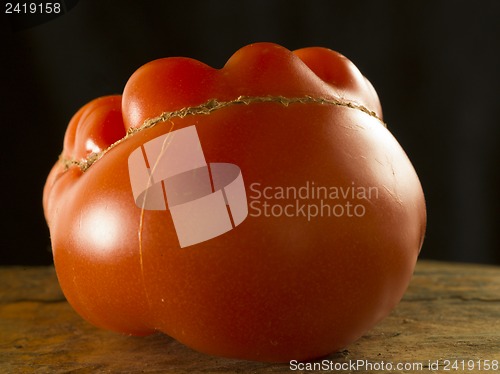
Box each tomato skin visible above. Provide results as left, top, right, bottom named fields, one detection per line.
left=43, top=43, right=426, bottom=362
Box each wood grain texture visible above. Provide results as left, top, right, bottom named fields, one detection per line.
left=1, top=261, right=499, bottom=373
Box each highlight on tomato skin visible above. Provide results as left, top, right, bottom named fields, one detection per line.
left=43, top=42, right=426, bottom=363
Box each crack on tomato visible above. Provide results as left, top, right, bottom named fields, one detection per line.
left=59, top=95, right=386, bottom=172
left=138, top=194, right=150, bottom=310
left=382, top=185, right=404, bottom=207
left=136, top=121, right=176, bottom=318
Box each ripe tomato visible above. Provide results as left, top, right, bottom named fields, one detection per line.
left=43, top=43, right=426, bottom=362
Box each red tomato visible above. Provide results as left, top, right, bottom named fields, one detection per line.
left=43, top=43, right=426, bottom=362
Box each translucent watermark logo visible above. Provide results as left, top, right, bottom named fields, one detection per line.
left=249, top=181, right=379, bottom=221
left=127, top=125, right=379, bottom=248
left=128, top=125, right=248, bottom=248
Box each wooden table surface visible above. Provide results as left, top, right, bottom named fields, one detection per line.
left=1, top=260, right=499, bottom=373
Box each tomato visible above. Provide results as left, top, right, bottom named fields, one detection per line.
left=43, top=43, right=426, bottom=362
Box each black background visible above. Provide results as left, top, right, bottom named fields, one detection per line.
left=1, top=0, right=499, bottom=265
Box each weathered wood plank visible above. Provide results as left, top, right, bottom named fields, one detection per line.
left=1, top=261, right=499, bottom=373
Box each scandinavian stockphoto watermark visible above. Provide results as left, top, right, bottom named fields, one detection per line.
left=127, top=124, right=379, bottom=248
left=249, top=181, right=379, bottom=221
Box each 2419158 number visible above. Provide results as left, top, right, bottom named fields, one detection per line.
left=443, top=359, right=499, bottom=371
left=5, top=2, right=61, bottom=14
